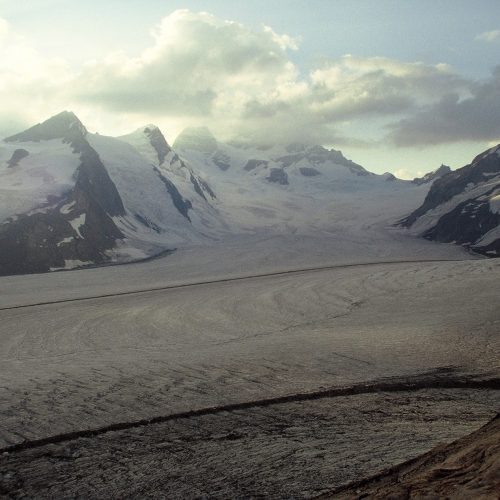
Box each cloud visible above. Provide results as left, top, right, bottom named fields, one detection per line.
left=309, top=56, right=464, bottom=119
left=394, top=168, right=417, bottom=180
left=62, top=10, right=470, bottom=145
left=0, top=16, right=73, bottom=136
left=475, top=30, right=500, bottom=42
left=388, top=67, right=500, bottom=146
left=0, top=9, right=498, bottom=149
left=74, top=10, right=299, bottom=119
left=0, top=17, right=8, bottom=42
left=235, top=55, right=467, bottom=144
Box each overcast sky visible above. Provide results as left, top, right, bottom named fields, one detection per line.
left=1, top=0, right=499, bottom=177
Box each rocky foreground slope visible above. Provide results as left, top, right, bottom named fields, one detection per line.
left=327, top=413, right=500, bottom=499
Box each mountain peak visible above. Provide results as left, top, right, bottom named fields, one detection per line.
left=173, top=126, right=218, bottom=154
left=472, top=143, right=500, bottom=164
left=120, top=124, right=163, bottom=140
left=119, top=124, right=172, bottom=166
left=285, top=142, right=308, bottom=153
left=5, top=111, right=87, bottom=143
left=412, top=164, right=451, bottom=185
left=142, top=124, right=161, bottom=133
left=143, top=125, right=171, bottom=165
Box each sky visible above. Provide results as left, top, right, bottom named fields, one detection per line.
left=1, top=0, right=500, bottom=177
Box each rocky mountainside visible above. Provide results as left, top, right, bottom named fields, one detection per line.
left=0, top=112, right=221, bottom=276
left=119, top=125, right=218, bottom=218
left=401, top=144, right=500, bottom=256
left=327, top=413, right=500, bottom=499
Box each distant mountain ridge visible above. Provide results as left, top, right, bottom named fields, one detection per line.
left=412, top=164, right=451, bottom=185
left=173, top=127, right=370, bottom=178
left=2, top=111, right=498, bottom=277
left=172, top=124, right=431, bottom=238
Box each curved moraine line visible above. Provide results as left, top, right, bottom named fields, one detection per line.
left=0, top=258, right=471, bottom=311
left=2, top=373, right=498, bottom=455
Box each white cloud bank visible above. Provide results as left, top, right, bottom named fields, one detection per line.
left=476, top=30, right=500, bottom=42
left=1, top=10, right=499, bottom=148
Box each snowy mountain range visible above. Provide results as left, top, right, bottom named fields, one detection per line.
left=401, top=144, right=500, bottom=256
left=1, top=111, right=499, bottom=276
left=172, top=126, right=428, bottom=234
left=0, top=112, right=222, bottom=275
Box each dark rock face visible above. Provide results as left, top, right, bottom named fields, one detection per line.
left=473, top=237, right=500, bottom=256
left=189, top=173, right=216, bottom=201
left=412, top=164, right=452, bottom=186
left=141, top=124, right=216, bottom=203
left=244, top=159, right=268, bottom=172
left=0, top=189, right=123, bottom=276
left=71, top=136, right=125, bottom=217
left=134, top=213, right=161, bottom=233
left=212, top=151, right=231, bottom=171
left=195, top=176, right=216, bottom=199
left=276, top=153, right=303, bottom=169
left=422, top=193, right=500, bottom=246
left=153, top=167, right=192, bottom=221
left=144, top=126, right=171, bottom=165
left=267, top=168, right=289, bottom=185
left=6, top=149, right=29, bottom=168
left=402, top=147, right=500, bottom=228
left=0, top=213, right=68, bottom=275
left=401, top=145, right=500, bottom=257
left=299, top=167, right=321, bottom=177
left=190, top=174, right=207, bottom=200
left=384, top=173, right=396, bottom=182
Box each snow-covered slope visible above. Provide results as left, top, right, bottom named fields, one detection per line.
left=118, top=125, right=223, bottom=237
left=0, top=138, right=81, bottom=220
left=173, top=127, right=431, bottom=234
left=0, top=112, right=223, bottom=276
left=401, top=144, right=500, bottom=256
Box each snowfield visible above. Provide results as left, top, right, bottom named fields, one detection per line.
left=0, top=139, right=80, bottom=222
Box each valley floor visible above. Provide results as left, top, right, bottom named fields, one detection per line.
left=0, top=232, right=499, bottom=497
